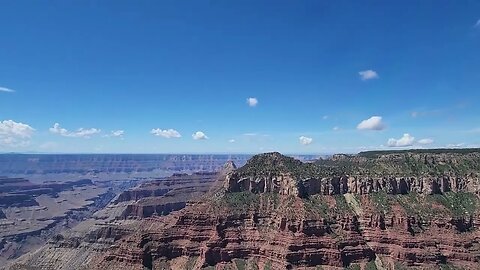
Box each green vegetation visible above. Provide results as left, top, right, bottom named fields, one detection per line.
left=359, top=148, right=480, bottom=157
left=369, top=191, right=392, bottom=214
left=248, top=258, right=260, bottom=270
left=222, top=191, right=260, bottom=210
left=439, top=264, right=465, bottom=270
left=304, top=195, right=330, bottom=218
left=345, top=264, right=361, bottom=270
left=393, top=262, right=409, bottom=270
left=263, top=260, right=272, bottom=270
left=237, top=152, right=330, bottom=180
left=333, top=194, right=352, bottom=214
left=236, top=150, right=480, bottom=186
left=233, top=259, right=247, bottom=270
left=304, top=194, right=353, bottom=220
left=432, top=192, right=479, bottom=217
left=365, top=260, right=378, bottom=270
left=395, top=192, right=446, bottom=221
left=186, top=256, right=198, bottom=270
left=225, top=151, right=480, bottom=222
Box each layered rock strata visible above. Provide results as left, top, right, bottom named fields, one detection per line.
left=6, top=150, right=480, bottom=270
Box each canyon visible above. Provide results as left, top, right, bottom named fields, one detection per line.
left=4, top=150, right=480, bottom=269
left=0, top=154, right=252, bottom=175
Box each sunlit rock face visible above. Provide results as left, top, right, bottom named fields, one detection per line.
left=225, top=151, right=480, bottom=197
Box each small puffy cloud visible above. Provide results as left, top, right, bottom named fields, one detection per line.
left=358, top=70, right=379, bottom=81
left=49, top=123, right=100, bottom=138
left=192, top=131, right=208, bottom=140
left=418, top=138, right=434, bottom=145
left=387, top=133, right=415, bottom=147
left=0, top=120, right=35, bottom=138
left=475, top=19, right=480, bottom=28
left=333, top=126, right=340, bottom=131
left=322, top=115, right=329, bottom=120
left=357, top=116, right=385, bottom=131
left=299, top=136, right=313, bottom=145
left=111, top=130, right=124, bottom=137
left=104, top=130, right=124, bottom=138
left=246, top=97, right=258, bottom=107
left=228, top=139, right=235, bottom=143
left=150, top=128, right=181, bottom=138
left=0, top=120, right=35, bottom=147
left=0, top=86, right=15, bottom=93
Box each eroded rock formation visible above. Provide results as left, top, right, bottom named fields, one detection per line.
left=6, top=150, right=480, bottom=270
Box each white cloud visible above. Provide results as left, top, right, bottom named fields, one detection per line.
left=111, top=130, right=124, bottom=137
left=246, top=97, right=258, bottom=107
left=475, top=19, right=480, bottom=28
left=192, top=131, right=208, bottom=140
left=322, top=115, right=329, bottom=120
left=0, top=86, right=15, bottom=93
left=299, top=136, right=313, bottom=145
left=150, top=128, right=181, bottom=138
left=104, top=130, right=125, bottom=138
left=359, top=70, right=379, bottom=81
left=0, top=120, right=35, bottom=147
left=0, top=120, right=35, bottom=138
left=447, top=143, right=465, bottom=148
left=49, top=123, right=100, bottom=138
left=418, top=138, right=434, bottom=145
left=228, top=139, right=235, bottom=143
left=333, top=126, right=340, bottom=131
left=387, top=133, right=415, bottom=147
left=357, top=116, right=385, bottom=130
left=0, top=137, right=30, bottom=147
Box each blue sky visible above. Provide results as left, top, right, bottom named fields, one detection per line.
left=1, top=1, right=479, bottom=154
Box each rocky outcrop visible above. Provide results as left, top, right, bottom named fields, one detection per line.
left=226, top=152, right=480, bottom=197
left=89, top=192, right=480, bottom=269
left=225, top=172, right=301, bottom=196
left=93, top=199, right=376, bottom=269
left=298, top=175, right=480, bottom=196
left=115, top=188, right=170, bottom=203
left=120, top=202, right=186, bottom=218
left=115, top=172, right=220, bottom=219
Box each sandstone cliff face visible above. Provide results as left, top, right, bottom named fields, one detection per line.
left=83, top=192, right=480, bottom=269
left=225, top=172, right=300, bottom=196
left=226, top=152, right=480, bottom=197
left=120, top=202, right=186, bottom=218
left=115, top=172, right=220, bottom=219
